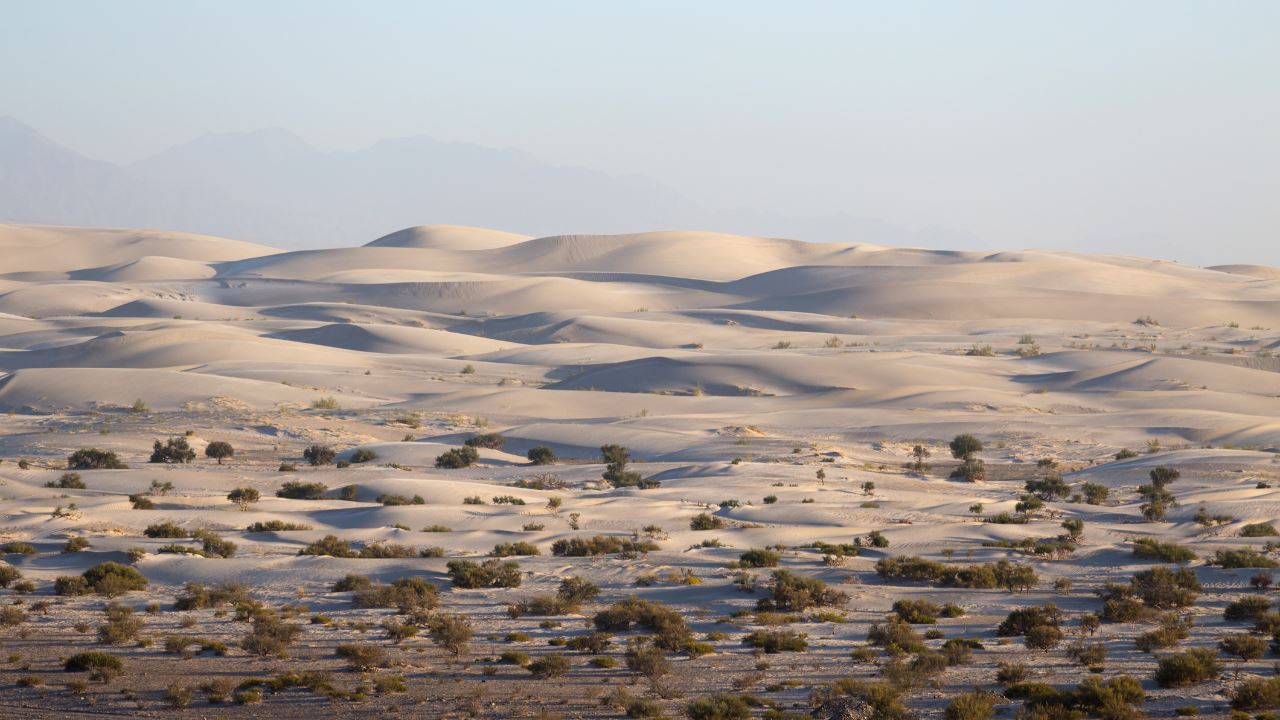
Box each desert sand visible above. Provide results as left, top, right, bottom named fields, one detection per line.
left=0, top=222, right=1278, bottom=717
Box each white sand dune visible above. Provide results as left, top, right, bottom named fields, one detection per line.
left=0, top=223, right=1278, bottom=715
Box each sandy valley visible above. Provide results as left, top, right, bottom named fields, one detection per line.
left=0, top=222, right=1278, bottom=718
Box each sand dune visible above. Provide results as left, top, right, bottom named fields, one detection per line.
left=0, top=223, right=1278, bottom=716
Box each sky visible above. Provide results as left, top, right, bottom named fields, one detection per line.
left=2, top=0, right=1277, bottom=264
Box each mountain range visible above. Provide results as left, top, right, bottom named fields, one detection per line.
left=0, top=116, right=969, bottom=249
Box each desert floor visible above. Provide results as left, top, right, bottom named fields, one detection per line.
left=0, top=223, right=1278, bottom=718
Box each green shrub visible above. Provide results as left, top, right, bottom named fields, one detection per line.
left=435, top=447, right=479, bottom=468
left=352, top=577, right=439, bottom=613
left=527, top=652, right=571, bottom=678
left=1242, top=523, right=1280, bottom=537
left=685, top=694, right=752, bottom=720
left=276, top=481, right=328, bottom=499
left=742, top=629, right=807, bottom=653
left=737, top=548, right=781, bottom=568
left=1232, top=676, right=1280, bottom=710
left=945, top=691, right=1000, bottom=720
left=335, top=643, right=385, bottom=671
left=240, top=613, right=303, bottom=657
left=1212, top=548, right=1280, bottom=568
left=302, top=445, right=336, bottom=466
left=205, top=441, right=234, bottom=464
left=527, top=446, right=557, bottom=465
left=64, top=651, right=123, bottom=679
left=350, top=448, right=377, bottom=463
left=891, top=599, right=942, bottom=624
left=446, top=559, right=522, bottom=588
left=465, top=433, right=505, bottom=449
left=1132, top=537, right=1195, bottom=563
left=1155, top=648, right=1221, bottom=688
left=78, top=562, right=148, bottom=596
left=758, top=569, right=847, bottom=611
left=67, top=449, right=126, bottom=470
left=552, top=535, right=659, bottom=556
left=48, top=472, right=86, bottom=489
left=298, top=535, right=355, bottom=557
left=690, top=513, right=725, bottom=530
left=246, top=520, right=311, bottom=532
left=1224, top=595, right=1272, bottom=622
left=150, top=437, right=196, bottom=464
left=491, top=541, right=540, bottom=557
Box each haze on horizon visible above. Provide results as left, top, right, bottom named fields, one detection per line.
left=1, top=0, right=1277, bottom=265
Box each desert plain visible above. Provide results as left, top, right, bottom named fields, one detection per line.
left=0, top=222, right=1278, bottom=718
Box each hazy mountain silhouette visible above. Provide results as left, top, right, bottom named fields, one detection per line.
left=1, top=117, right=970, bottom=249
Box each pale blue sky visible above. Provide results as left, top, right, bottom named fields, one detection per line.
left=2, top=1, right=1277, bottom=262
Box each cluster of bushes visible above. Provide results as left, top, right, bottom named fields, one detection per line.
left=276, top=481, right=328, bottom=499
left=349, top=577, right=439, bottom=614
left=55, top=562, right=148, bottom=597
left=551, top=535, right=660, bottom=557
left=297, top=535, right=436, bottom=559
left=435, top=446, right=479, bottom=469
left=1131, top=537, right=1195, bottom=563
left=1098, top=566, right=1200, bottom=622
left=464, top=433, right=505, bottom=449
left=875, top=556, right=1038, bottom=592
left=997, top=604, right=1064, bottom=650
left=891, top=599, right=964, bottom=624
left=67, top=448, right=126, bottom=470
left=446, top=559, right=522, bottom=589
left=508, top=576, right=600, bottom=617
left=491, top=541, right=539, bottom=557
left=150, top=437, right=196, bottom=464
left=1006, top=676, right=1144, bottom=718
left=948, top=434, right=985, bottom=481
left=600, top=444, right=659, bottom=488
left=757, top=570, right=848, bottom=611
left=592, top=597, right=691, bottom=651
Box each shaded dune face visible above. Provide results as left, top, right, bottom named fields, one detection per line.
left=1, top=222, right=1279, bottom=715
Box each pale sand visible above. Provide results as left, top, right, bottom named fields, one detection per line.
left=0, top=222, right=1278, bottom=716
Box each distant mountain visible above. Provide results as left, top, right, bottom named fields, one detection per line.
left=0, top=117, right=970, bottom=249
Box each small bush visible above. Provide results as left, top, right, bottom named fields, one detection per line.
left=150, top=437, right=196, bottom=464
left=67, top=449, right=126, bottom=470
left=491, top=541, right=540, bottom=557
left=336, top=643, right=386, bottom=671
left=742, top=629, right=807, bottom=653
left=465, top=433, right=506, bottom=449
left=205, top=441, right=234, bottom=464
left=685, top=694, right=752, bottom=720
left=246, top=520, right=311, bottom=532
left=227, top=487, right=260, bottom=510
left=1132, top=537, right=1195, bottom=563
left=552, top=535, right=659, bottom=557
left=1242, top=523, right=1280, bottom=537
left=435, top=447, right=480, bottom=469
left=690, top=513, right=725, bottom=531
left=276, top=481, right=328, bottom=499
left=1155, top=647, right=1222, bottom=688
left=527, top=653, right=571, bottom=679
left=527, top=446, right=557, bottom=465
left=303, top=445, right=336, bottom=465
left=737, top=548, right=781, bottom=568
left=48, top=472, right=86, bottom=489
left=350, top=448, right=377, bottom=464
left=64, top=651, right=123, bottom=679
left=447, top=559, right=522, bottom=588
left=241, top=614, right=303, bottom=657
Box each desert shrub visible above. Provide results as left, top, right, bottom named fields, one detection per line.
left=685, top=694, right=752, bottom=720
left=1024, top=624, right=1064, bottom=651
left=1080, top=481, right=1110, bottom=504
left=64, top=651, right=123, bottom=679
left=428, top=612, right=473, bottom=656
left=330, top=574, right=372, bottom=593
left=998, top=605, right=1062, bottom=637
left=1233, top=676, right=1280, bottom=710
left=1225, top=595, right=1272, bottom=622
left=150, top=437, right=196, bottom=464
left=1220, top=633, right=1267, bottom=669
left=194, top=529, right=237, bottom=558
left=690, top=513, right=725, bottom=531
left=352, top=576, right=439, bottom=613
left=809, top=680, right=909, bottom=720
left=1241, top=523, right=1279, bottom=537
left=143, top=521, right=189, bottom=538
left=128, top=493, right=155, bottom=509
left=1026, top=475, right=1070, bottom=500
left=97, top=603, right=142, bottom=645
left=54, top=575, right=90, bottom=596
left=447, top=559, right=522, bottom=588
left=758, top=569, right=847, bottom=611
left=1154, top=647, right=1221, bottom=688
left=491, top=541, right=540, bottom=557
left=892, top=599, right=943, bottom=624
left=435, top=446, right=480, bottom=468
left=526, top=446, right=557, bottom=465
left=743, top=629, right=807, bottom=653
left=303, top=445, right=336, bottom=466
left=49, top=472, right=86, bottom=489
left=164, top=684, right=194, bottom=708
left=1135, top=614, right=1192, bottom=652
left=174, top=582, right=248, bottom=611
left=298, top=535, right=356, bottom=557
left=67, top=448, right=126, bottom=470
left=600, top=443, right=642, bottom=486
left=357, top=543, right=421, bottom=559
left=241, top=613, right=303, bottom=657
left=1130, top=566, right=1201, bottom=608
left=527, top=652, right=571, bottom=679
left=377, top=493, right=425, bottom=506
left=1066, top=640, right=1106, bottom=667
left=1, top=542, right=37, bottom=555
left=492, top=494, right=526, bottom=505
left=552, top=535, right=659, bottom=556
left=246, top=520, right=311, bottom=532
left=0, top=606, right=26, bottom=626
left=1211, top=548, right=1280, bottom=568
left=566, top=631, right=612, bottom=653
left=465, top=433, right=505, bottom=449
left=349, top=448, right=377, bottom=464
left=1132, top=537, right=1195, bottom=563
left=738, top=548, right=781, bottom=568
left=336, top=643, right=386, bottom=671
left=945, top=691, right=1001, bottom=720
left=593, top=598, right=691, bottom=650
left=276, top=481, right=328, bottom=499
left=76, top=562, right=148, bottom=596
left=0, top=564, right=22, bottom=588
left=205, top=441, right=234, bottom=464
left=62, top=536, right=89, bottom=553
left=227, top=487, right=260, bottom=510
left=875, top=556, right=1036, bottom=591
left=866, top=617, right=926, bottom=654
